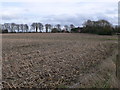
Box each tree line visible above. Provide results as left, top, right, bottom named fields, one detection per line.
left=0, top=19, right=120, bottom=35
left=0, top=23, right=74, bottom=33
left=81, top=19, right=120, bottom=35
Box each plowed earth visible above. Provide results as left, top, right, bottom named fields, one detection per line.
left=2, top=33, right=118, bottom=88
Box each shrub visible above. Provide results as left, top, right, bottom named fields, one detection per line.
left=2, top=29, right=8, bottom=33
left=51, top=28, right=59, bottom=33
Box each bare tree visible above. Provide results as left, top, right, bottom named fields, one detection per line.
left=19, top=24, right=24, bottom=32
left=38, top=23, right=43, bottom=32
left=64, top=25, right=69, bottom=31
left=11, top=23, right=16, bottom=32
left=4, top=23, right=11, bottom=32
left=24, top=24, right=29, bottom=32
left=83, top=20, right=93, bottom=27
left=31, top=23, right=38, bottom=32
left=45, top=24, right=51, bottom=33
left=48, top=24, right=52, bottom=32
left=70, top=24, right=75, bottom=29
left=56, top=24, right=61, bottom=32
left=15, top=24, right=20, bottom=32
left=97, top=19, right=112, bottom=27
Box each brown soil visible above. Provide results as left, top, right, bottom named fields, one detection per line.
left=2, top=33, right=118, bottom=88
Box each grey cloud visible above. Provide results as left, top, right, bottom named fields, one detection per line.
left=1, top=13, right=117, bottom=26
left=2, top=15, right=13, bottom=20
left=40, top=12, right=117, bottom=26
left=1, top=15, right=20, bottom=20
left=105, top=8, right=117, bottom=15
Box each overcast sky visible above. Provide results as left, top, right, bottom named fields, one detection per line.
left=0, top=0, right=119, bottom=26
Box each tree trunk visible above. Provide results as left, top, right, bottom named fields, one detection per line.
left=36, top=26, right=38, bottom=32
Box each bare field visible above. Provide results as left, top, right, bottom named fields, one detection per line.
left=2, top=33, right=118, bottom=88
